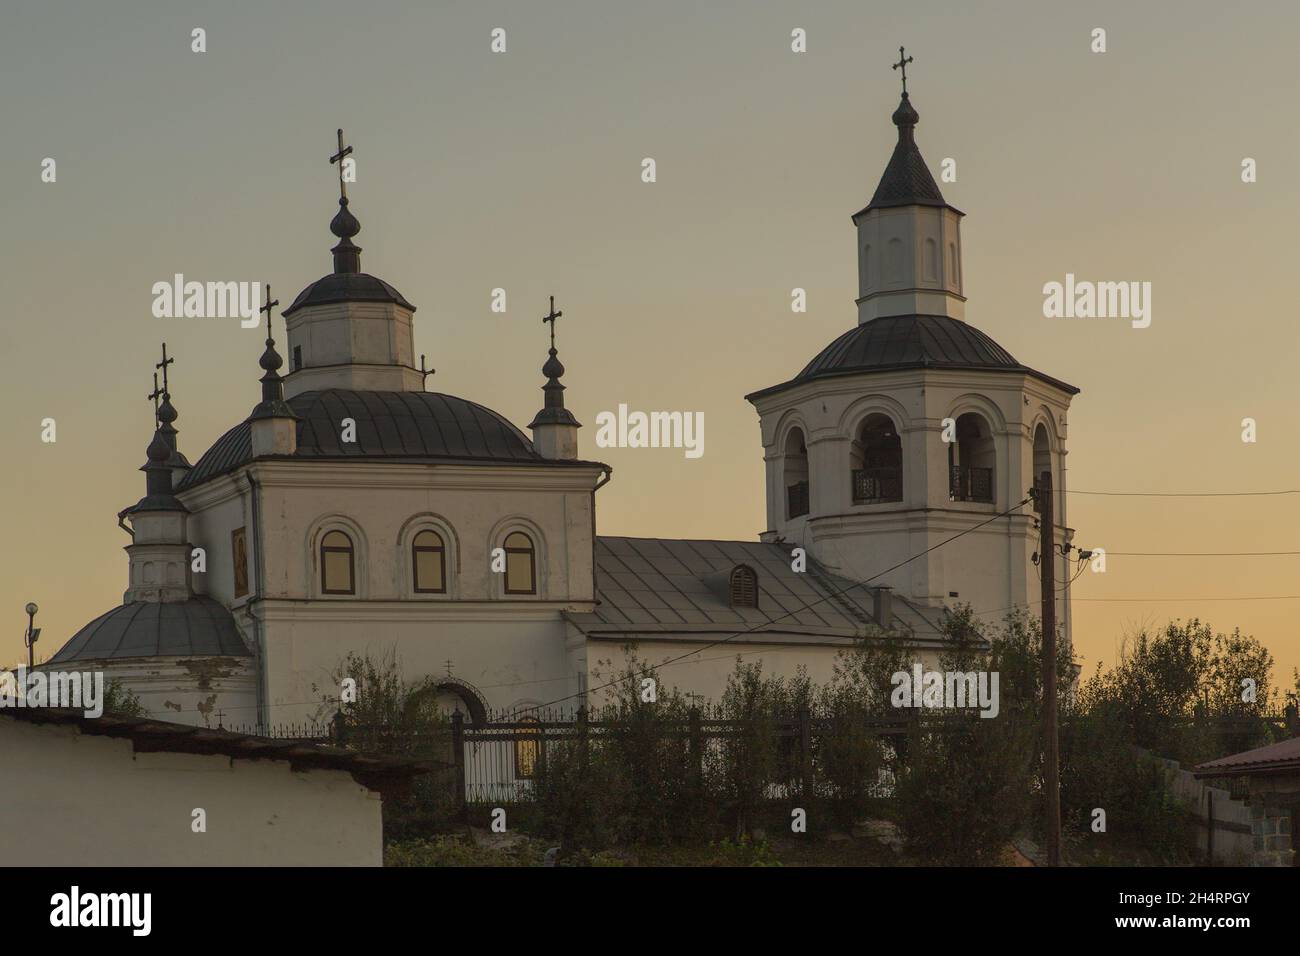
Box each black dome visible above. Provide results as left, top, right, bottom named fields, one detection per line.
left=800, top=314, right=1019, bottom=377
left=747, top=314, right=1078, bottom=401
left=281, top=272, right=415, bottom=316
left=178, top=388, right=585, bottom=491
left=48, top=597, right=250, bottom=664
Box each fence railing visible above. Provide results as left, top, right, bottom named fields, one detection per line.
left=448, top=707, right=921, bottom=807
left=949, top=466, right=994, bottom=503
left=852, top=467, right=903, bottom=503
left=227, top=704, right=1300, bottom=810
left=787, top=481, right=810, bottom=518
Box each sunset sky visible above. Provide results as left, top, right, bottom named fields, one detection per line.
left=5, top=0, right=1299, bottom=694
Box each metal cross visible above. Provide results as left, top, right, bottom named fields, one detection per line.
left=155, top=342, right=175, bottom=394
left=444, top=659, right=454, bottom=677
left=259, top=283, right=279, bottom=341
left=147, top=372, right=164, bottom=427
left=419, top=353, right=436, bottom=385
left=330, top=128, right=353, bottom=201
left=892, top=46, right=914, bottom=94
left=541, top=295, right=563, bottom=350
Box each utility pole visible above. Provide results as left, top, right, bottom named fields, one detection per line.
left=1037, top=471, right=1061, bottom=866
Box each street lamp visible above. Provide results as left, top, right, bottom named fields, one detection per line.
left=23, top=602, right=40, bottom=670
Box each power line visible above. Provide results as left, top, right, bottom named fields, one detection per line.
left=517, top=497, right=1035, bottom=714
left=1106, top=550, right=1300, bottom=557
left=1069, top=489, right=1300, bottom=498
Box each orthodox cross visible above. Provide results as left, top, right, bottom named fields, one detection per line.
left=330, top=128, right=353, bottom=201
left=444, top=659, right=454, bottom=677
left=155, top=342, right=175, bottom=396
left=259, top=283, right=279, bottom=340
left=542, top=295, right=563, bottom=350
left=892, top=46, right=914, bottom=94
left=419, top=354, right=436, bottom=386
left=147, top=372, right=164, bottom=427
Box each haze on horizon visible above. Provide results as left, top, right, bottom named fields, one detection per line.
left=4, top=0, right=1298, bottom=698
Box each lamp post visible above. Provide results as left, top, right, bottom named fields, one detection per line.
left=23, top=602, right=40, bottom=670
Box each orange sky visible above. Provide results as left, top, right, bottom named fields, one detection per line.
left=4, top=0, right=1298, bottom=697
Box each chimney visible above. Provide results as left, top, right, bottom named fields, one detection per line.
left=873, top=587, right=893, bottom=628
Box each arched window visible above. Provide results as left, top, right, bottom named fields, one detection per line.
left=851, top=414, right=903, bottom=503
left=515, top=715, right=541, bottom=779
left=862, top=243, right=872, bottom=288
left=886, top=238, right=903, bottom=281
left=412, top=529, right=447, bottom=593
left=948, top=412, right=995, bottom=503
left=321, top=530, right=355, bottom=595
left=503, top=531, right=536, bottom=595
left=924, top=238, right=938, bottom=281
left=784, top=427, right=810, bottom=518
left=730, top=565, right=758, bottom=608
left=1033, top=423, right=1054, bottom=521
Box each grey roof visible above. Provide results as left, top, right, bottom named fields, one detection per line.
left=746, top=314, right=1079, bottom=401
left=282, top=272, right=415, bottom=317
left=567, top=536, right=949, bottom=647
left=178, top=389, right=600, bottom=491
left=0, top=709, right=437, bottom=790
left=853, top=93, right=958, bottom=218
left=48, top=597, right=251, bottom=664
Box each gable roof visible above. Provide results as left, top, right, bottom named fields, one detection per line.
left=0, top=708, right=436, bottom=792
left=568, top=536, right=951, bottom=648
left=1194, top=735, right=1300, bottom=779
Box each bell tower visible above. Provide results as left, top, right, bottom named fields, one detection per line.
left=746, top=55, right=1079, bottom=646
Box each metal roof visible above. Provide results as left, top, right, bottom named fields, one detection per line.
left=281, top=272, right=416, bottom=317
left=746, top=314, right=1080, bottom=401
left=47, top=597, right=251, bottom=664
left=0, top=709, right=437, bottom=791
left=1194, top=736, right=1300, bottom=779
left=567, top=536, right=950, bottom=646
left=852, top=93, right=960, bottom=219
left=177, top=389, right=594, bottom=491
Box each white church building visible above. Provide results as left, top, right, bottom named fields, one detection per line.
left=46, top=82, right=1078, bottom=731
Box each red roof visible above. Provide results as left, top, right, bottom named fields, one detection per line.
left=1194, top=735, right=1300, bottom=778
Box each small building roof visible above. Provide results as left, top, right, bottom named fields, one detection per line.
left=1194, top=736, right=1300, bottom=779
left=567, top=536, right=952, bottom=647
left=0, top=708, right=435, bottom=792
left=179, top=388, right=605, bottom=491
left=47, top=596, right=251, bottom=664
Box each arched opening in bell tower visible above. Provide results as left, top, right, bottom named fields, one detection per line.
left=851, top=414, right=903, bottom=504
left=784, top=428, right=810, bottom=518
left=948, top=412, right=995, bottom=503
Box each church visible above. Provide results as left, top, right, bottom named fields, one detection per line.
left=45, top=77, right=1078, bottom=732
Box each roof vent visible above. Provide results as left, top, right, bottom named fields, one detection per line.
left=729, top=565, right=758, bottom=608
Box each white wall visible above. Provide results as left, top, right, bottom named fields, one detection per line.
left=179, top=459, right=605, bottom=725
left=753, top=367, right=1074, bottom=645
left=1, top=717, right=383, bottom=866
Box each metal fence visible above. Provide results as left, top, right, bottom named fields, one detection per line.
left=448, top=706, right=917, bottom=807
